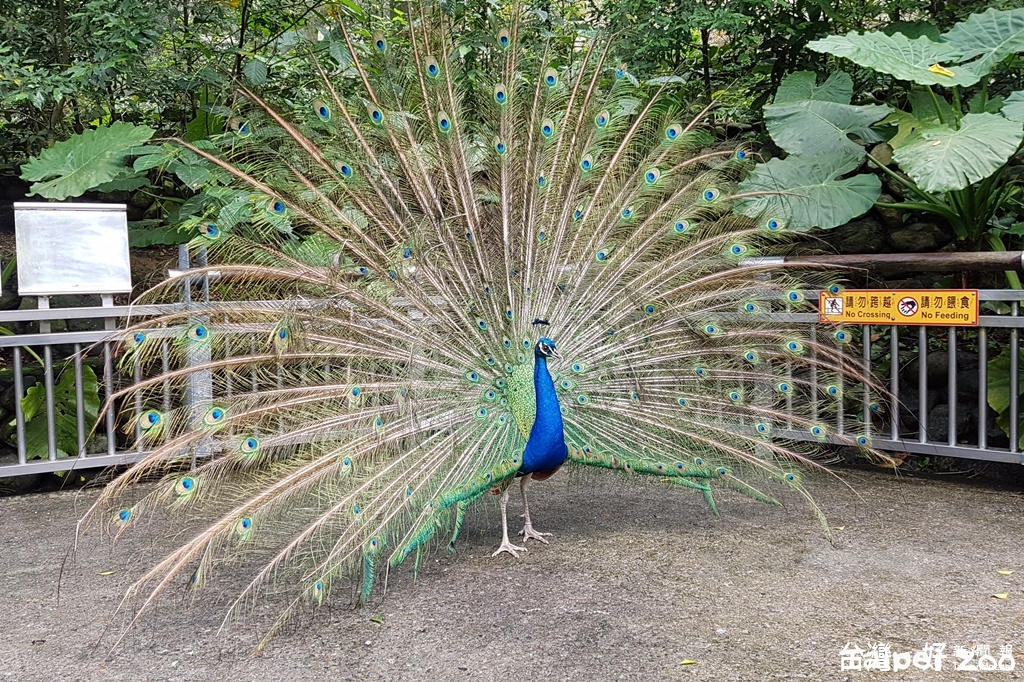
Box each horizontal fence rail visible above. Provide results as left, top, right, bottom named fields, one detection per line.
left=1, top=289, right=1022, bottom=479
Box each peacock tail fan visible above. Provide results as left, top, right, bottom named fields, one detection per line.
left=79, top=1, right=879, bottom=649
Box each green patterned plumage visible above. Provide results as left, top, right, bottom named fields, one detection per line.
left=80, top=1, right=875, bottom=649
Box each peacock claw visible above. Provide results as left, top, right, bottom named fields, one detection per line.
left=518, top=524, right=552, bottom=544
left=492, top=539, right=527, bottom=558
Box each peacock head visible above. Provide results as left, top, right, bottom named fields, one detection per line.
left=536, top=337, right=561, bottom=360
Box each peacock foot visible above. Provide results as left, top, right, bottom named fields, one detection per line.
left=491, top=538, right=528, bottom=558
left=518, top=523, right=552, bottom=544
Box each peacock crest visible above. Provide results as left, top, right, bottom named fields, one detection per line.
left=80, top=0, right=873, bottom=649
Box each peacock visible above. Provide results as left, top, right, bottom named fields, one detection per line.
left=77, top=1, right=875, bottom=648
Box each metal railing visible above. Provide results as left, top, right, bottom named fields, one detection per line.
left=0, top=287, right=1021, bottom=479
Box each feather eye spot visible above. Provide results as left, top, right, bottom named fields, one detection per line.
left=704, top=324, right=719, bottom=335
left=140, top=410, right=161, bottom=430
left=630, top=391, right=639, bottom=401
left=494, top=138, right=507, bottom=155
left=475, top=407, right=489, bottom=419
left=615, top=65, right=627, bottom=79
left=595, top=110, right=609, bottom=127
left=576, top=394, right=590, bottom=405
left=267, top=199, right=286, bottom=214
left=756, top=423, right=770, bottom=434
left=204, top=407, right=225, bottom=425
left=374, top=35, right=386, bottom=52
left=337, top=163, right=353, bottom=178
left=188, top=324, right=209, bottom=341
left=644, top=304, right=656, bottom=314
left=240, top=437, right=259, bottom=453
left=175, top=477, right=196, bottom=495
left=315, top=102, right=331, bottom=121
left=374, top=418, right=383, bottom=428
left=493, top=84, right=507, bottom=103
left=786, top=340, right=803, bottom=352
left=116, top=508, right=132, bottom=524
left=828, top=284, right=842, bottom=294
left=765, top=217, right=784, bottom=231
left=827, top=385, right=841, bottom=397
left=498, top=29, right=511, bottom=47
left=717, top=467, right=729, bottom=477
left=744, top=351, right=759, bottom=363
left=776, top=382, right=791, bottom=394
left=694, top=367, right=706, bottom=377
left=541, top=119, right=554, bottom=138
left=465, top=371, right=480, bottom=383
left=729, top=244, right=747, bottom=256
left=621, top=207, right=633, bottom=219
left=131, top=331, right=147, bottom=346
left=729, top=391, right=741, bottom=402
left=538, top=174, right=547, bottom=188
left=702, top=188, right=720, bottom=202
left=200, top=222, right=219, bottom=239
left=229, top=118, right=251, bottom=137
left=834, top=330, right=850, bottom=343
left=369, top=107, right=383, bottom=124
left=673, top=220, right=690, bottom=233
left=735, top=149, right=749, bottom=160
left=573, top=209, right=583, bottom=221
left=595, top=250, right=609, bottom=262
left=744, top=301, right=761, bottom=313
left=571, top=362, right=585, bottom=373
left=425, top=56, right=440, bottom=77
left=677, top=398, right=688, bottom=407
left=785, top=473, right=798, bottom=483
left=694, top=457, right=705, bottom=467
left=476, top=319, right=488, bottom=330
left=544, top=67, right=558, bottom=87
left=437, top=112, right=451, bottom=132
left=236, top=517, right=252, bottom=534
left=665, top=124, right=682, bottom=140
left=857, top=435, right=871, bottom=447
left=580, top=155, right=593, bottom=171
left=810, top=425, right=826, bottom=439
left=644, top=168, right=661, bottom=184
left=787, top=290, right=804, bottom=302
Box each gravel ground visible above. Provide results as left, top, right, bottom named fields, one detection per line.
left=1, top=467, right=1022, bottom=681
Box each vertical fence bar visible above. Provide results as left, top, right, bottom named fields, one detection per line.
left=918, top=327, right=928, bottom=443
left=1011, top=302, right=1019, bottom=453
left=862, top=325, right=871, bottom=437
left=134, top=353, right=143, bottom=446
left=43, top=345, right=57, bottom=461
left=809, top=326, right=818, bottom=424
left=948, top=327, right=957, bottom=446
left=978, top=327, right=987, bottom=449
left=103, top=342, right=116, bottom=456
left=890, top=326, right=900, bottom=440
left=13, top=347, right=26, bottom=465
left=74, top=344, right=86, bottom=456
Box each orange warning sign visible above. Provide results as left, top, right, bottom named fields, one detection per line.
left=818, top=289, right=978, bottom=326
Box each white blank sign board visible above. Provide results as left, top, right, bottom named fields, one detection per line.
left=14, top=202, right=133, bottom=296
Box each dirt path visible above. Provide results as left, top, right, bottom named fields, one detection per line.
left=1, top=468, right=1022, bottom=681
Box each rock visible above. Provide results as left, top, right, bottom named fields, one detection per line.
left=869, top=142, right=893, bottom=167
left=903, top=351, right=950, bottom=387
left=883, top=172, right=911, bottom=199
left=887, top=221, right=954, bottom=252
left=873, top=193, right=903, bottom=230
left=831, top=216, right=887, bottom=254
left=926, top=402, right=975, bottom=442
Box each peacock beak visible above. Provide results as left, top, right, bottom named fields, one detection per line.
left=549, top=347, right=562, bottom=360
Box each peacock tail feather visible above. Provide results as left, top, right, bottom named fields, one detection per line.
left=81, top=1, right=875, bottom=648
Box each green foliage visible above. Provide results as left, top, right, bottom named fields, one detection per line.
left=987, top=346, right=1024, bottom=448
left=736, top=70, right=887, bottom=230
left=795, top=8, right=1024, bottom=270
left=19, top=122, right=154, bottom=200
left=11, top=366, right=100, bottom=459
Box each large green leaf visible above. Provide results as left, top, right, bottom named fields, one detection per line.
left=1004, top=91, right=1024, bottom=124
left=13, top=366, right=100, bottom=459
left=735, top=152, right=881, bottom=232
left=807, top=31, right=980, bottom=87
left=987, top=346, right=1024, bottom=448
left=941, top=8, right=1024, bottom=76
left=19, top=122, right=155, bottom=200
left=892, top=113, right=1024, bottom=192
left=774, top=70, right=852, bottom=104
left=765, top=99, right=890, bottom=158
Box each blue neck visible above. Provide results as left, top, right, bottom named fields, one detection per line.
left=521, top=354, right=567, bottom=474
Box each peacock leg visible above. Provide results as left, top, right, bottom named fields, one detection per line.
left=517, top=475, right=552, bottom=544
left=492, top=487, right=527, bottom=558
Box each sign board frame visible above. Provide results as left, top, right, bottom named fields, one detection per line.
left=819, top=289, right=979, bottom=326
